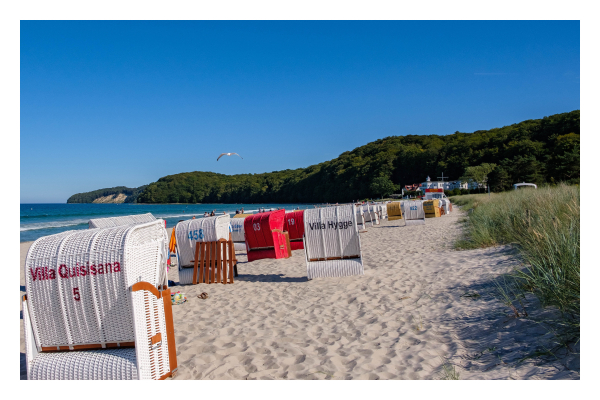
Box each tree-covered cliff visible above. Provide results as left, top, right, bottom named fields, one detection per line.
left=67, top=186, right=148, bottom=203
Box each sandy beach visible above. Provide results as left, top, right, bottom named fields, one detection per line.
left=19, top=210, right=579, bottom=380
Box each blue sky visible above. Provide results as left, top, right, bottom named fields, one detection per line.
left=20, top=20, right=580, bottom=203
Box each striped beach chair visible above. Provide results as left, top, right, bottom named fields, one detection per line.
left=303, top=205, right=364, bottom=280
left=22, top=220, right=177, bottom=380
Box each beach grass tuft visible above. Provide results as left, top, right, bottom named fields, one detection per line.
left=450, top=184, right=580, bottom=343
left=438, top=357, right=460, bottom=380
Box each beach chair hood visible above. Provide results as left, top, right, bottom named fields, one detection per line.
left=88, top=213, right=157, bottom=229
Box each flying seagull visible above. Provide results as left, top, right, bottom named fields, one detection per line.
left=217, top=152, right=243, bottom=161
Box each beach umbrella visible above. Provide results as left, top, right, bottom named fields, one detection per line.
left=217, top=152, right=243, bottom=161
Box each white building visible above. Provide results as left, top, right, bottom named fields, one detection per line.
left=421, top=176, right=478, bottom=191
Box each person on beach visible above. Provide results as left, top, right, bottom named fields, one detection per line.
left=211, top=210, right=215, bottom=216
left=235, top=210, right=239, bottom=214
left=192, top=216, right=196, bottom=219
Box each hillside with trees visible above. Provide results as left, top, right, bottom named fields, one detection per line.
left=138, top=110, right=579, bottom=203
left=71, top=110, right=580, bottom=204
left=67, top=186, right=148, bottom=203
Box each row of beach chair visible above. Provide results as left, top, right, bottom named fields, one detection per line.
left=22, top=199, right=454, bottom=379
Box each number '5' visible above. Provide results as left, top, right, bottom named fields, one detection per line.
left=73, top=288, right=81, bottom=301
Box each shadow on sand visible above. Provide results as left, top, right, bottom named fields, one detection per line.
left=235, top=273, right=308, bottom=283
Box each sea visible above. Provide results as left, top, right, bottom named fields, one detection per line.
left=20, top=203, right=319, bottom=243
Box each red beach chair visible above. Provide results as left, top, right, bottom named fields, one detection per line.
left=284, top=210, right=305, bottom=250
left=244, top=210, right=292, bottom=262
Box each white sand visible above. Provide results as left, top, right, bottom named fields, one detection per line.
left=19, top=210, right=579, bottom=379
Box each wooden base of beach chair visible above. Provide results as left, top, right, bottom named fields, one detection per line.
left=189, top=239, right=238, bottom=285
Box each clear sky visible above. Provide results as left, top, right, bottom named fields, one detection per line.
left=20, top=20, right=580, bottom=203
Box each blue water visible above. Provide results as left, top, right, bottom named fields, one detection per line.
left=20, top=203, right=318, bottom=242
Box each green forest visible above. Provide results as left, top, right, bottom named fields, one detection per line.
left=71, top=110, right=580, bottom=204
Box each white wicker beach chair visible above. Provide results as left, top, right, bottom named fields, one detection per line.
left=362, top=204, right=380, bottom=226
left=22, top=220, right=177, bottom=380
left=303, top=205, right=364, bottom=280
left=401, top=201, right=426, bottom=226
left=230, top=217, right=247, bottom=252
left=355, top=205, right=367, bottom=232
left=88, top=213, right=157, bottom=229
left=377, top=203, right=388, bottom=220
left=174, top=215, right=234, bottom=285
left=439, top=199, right=451, bottom=214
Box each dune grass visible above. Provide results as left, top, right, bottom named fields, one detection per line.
left=450, top=184, right=580, bottom=343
